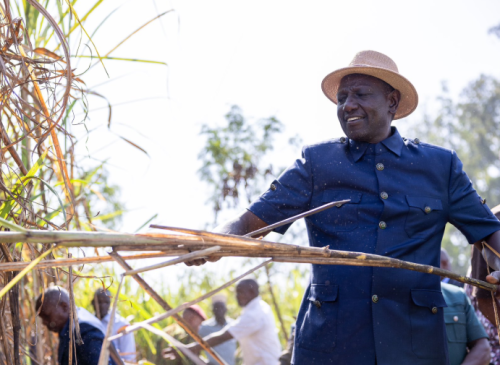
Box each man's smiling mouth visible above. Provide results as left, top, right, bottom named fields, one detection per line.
left=346, top=116, right=363, bottom=122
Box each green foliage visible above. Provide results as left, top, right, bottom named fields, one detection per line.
left=198, top=105, right=283, bottom=223
left=410, top=75, right=500, bottom=273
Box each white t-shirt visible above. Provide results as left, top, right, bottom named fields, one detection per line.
left=226, top=297, right=281, bottom=365
left=101, top=312, right=137, bottom=362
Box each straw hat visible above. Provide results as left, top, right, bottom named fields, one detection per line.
left=321, top=50, right=418, bottom=120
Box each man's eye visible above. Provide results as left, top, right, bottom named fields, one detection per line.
left=337, top=96, right=346, bottom=103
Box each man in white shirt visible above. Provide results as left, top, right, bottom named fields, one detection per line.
left=166, top=279, right=281, bottom=365
left=93, top=289, right=137, bottom=362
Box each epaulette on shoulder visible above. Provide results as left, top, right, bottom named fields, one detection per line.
left=306, top=136, right=348, bottom=149
left=404, top=137, right=452, bottom=154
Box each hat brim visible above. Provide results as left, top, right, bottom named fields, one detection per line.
left=321, top=66, right=418, bottom=120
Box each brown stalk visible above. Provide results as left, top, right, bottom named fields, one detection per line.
left=109, top=251, right=228, bottom=365
left=8, top=270, right=20, bottom=365
left=265, top=265, right=288, bottom=342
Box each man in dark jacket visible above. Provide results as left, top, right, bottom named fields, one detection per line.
left=36, top=286, right=114, bottom=365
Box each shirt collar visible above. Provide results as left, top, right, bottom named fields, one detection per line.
left=349, top=126, right=403, bottom=162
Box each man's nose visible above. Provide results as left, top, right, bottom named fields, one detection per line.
left=343, top=94, right=358, bottom=112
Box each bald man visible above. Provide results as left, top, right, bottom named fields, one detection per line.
left=164, top=279, right=281, bottom=365
left=93, top=289, right=137, bottom=362
left=36, top=286, right=114, bottom=365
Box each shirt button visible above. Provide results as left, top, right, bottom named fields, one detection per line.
left=414, top=138, right=420, bottom=144
left=376, top=163, right=384, bottom=171
left=453, top=316, right=459, bottom=322
left=424, top=206, right=431, bottom=214
left=372, top=295, right=379, bottom=303
left=432, top=307, right=438, bottom=314
left=313, top=300, right=322, bottom=308
left=340, top=137, right=346, bottom=143
left=270, top=184, right=277, bottom=191
left=379, top=221, right=387, bottom=229
left=380, top=192, right=388, bottom=200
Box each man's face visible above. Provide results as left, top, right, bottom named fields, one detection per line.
left=236, top=285, right=254, bottom=307
left=92, top=294, right=111, bottom=320
left=213, top=301, right=227, bottom=320
left=38, top=302, right=69, bottom=333
left=182, top=309, right=204, bottom=332
left=336, top=74, right=399, bottom=143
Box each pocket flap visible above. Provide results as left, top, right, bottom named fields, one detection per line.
left=322, top=190, right=362, bottom=205
left=444, top=312, right=466, bottom=324
left=308, top=284, right=338, bottom=302
left=406, top=196, right=443, bottom=212
left=411, top=289, right=447, bottom=308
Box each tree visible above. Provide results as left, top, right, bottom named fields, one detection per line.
left=198, top=105, right=284, bottom=224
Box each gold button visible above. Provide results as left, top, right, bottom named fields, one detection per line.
left=453, top=316, right=459, bottom=322
left=414, top=138, right=420, bottom=144
left=372, top=295, right=379, bottom=303
left=270, top=184, right=277, bottom=191
left=313, top=300, right=321, bottom=308
left=432, top=307, right=438, bottom=314
left=482, top=198, right=487, bottom=205
left=424, top=206, right=431, bottom=214
left=380, top=192, right=388, bottom=200
left=376, top=163, right=384, bottom=171
left=379, top=221, right=387, bottom=229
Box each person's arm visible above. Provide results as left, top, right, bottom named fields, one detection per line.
left=474, top=230, right=500, bottom=284
left=162, top=329, right=234, bottom=358
left=461, top=338, right=490, bottom=365
left=185, top=210, right=268, bottom=266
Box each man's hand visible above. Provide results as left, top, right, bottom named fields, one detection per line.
left=162, top=346, right=179, bottom=360
left=474, top=231, right=500, bottom=284
left=184, top=210, right=268, bottom=266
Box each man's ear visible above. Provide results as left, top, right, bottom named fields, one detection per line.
left=388, top=89, right=401, bottom=115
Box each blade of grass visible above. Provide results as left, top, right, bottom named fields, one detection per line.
left=0, top=246, right=55, bottom=300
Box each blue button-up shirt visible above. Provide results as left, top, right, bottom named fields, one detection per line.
left=248, top=127, right=500, bottom=365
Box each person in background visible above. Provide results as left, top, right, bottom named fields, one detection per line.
left=163, top=305, right=207, bottom=364
left=93, top=288, right=137, bottom=363
left=441, top=281, right=490, bottom=364
left=36, top=286, right=115, bottom=365
left=278, top=324, right=296, bottom=365
left=199, top=295, right=236, bottom=365
left=441, top=248, right=465, bottom=287
left=470, top=204, right=500, bottom=364
left=165, top=279, right=281, bottom=365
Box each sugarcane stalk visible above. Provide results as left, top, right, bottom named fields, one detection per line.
left=123, top=246, right=221, bottom=276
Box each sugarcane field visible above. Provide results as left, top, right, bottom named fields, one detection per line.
left=1, top=1, right=500, bottom=365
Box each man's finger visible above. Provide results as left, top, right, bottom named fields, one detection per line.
left=486, top=271, right=500, bottom=284
left=206, top=255, right=221, bottom=263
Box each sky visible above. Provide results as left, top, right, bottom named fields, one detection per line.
left=59, top=0, right=500, bottom=283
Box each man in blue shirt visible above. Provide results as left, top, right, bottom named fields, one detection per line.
left=36, top=286, right=115, bottom=365
left=189, top=50, right=500, bottom=364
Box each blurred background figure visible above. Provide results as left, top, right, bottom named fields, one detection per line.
left=93, top=288, right=137, bottom=363
left=469, top=204, right=500, bottom=364
left=199, top=295, right=236, bottom=365
left=163, top=305, right=207, bottom=364
left=441, top=282, right=490, bottom=365
left=441, top=248, right=464, bottom=287
left=164, top=279, right=281, bottom=365
left=37, top=286, right=115, bottom=365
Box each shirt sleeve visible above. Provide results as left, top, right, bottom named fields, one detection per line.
left=448, top=151, right=500, bottom=244
left=248, top=147, right=313, bottom=234
left=464, top=292, right=488, bottom=343
left=226, top=311, right=263, bottom=340
left=116, top=333, right=136, bottom=362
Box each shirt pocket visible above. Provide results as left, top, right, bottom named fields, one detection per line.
left=310, top=190, right=362, bottom=232
left=444, top=311, right=467, bottom=343
left=297, top=284, right=339, bottom=353
left=410, top=289, right=448, bottom=358
left=404, top=195, right=444, bottom=238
